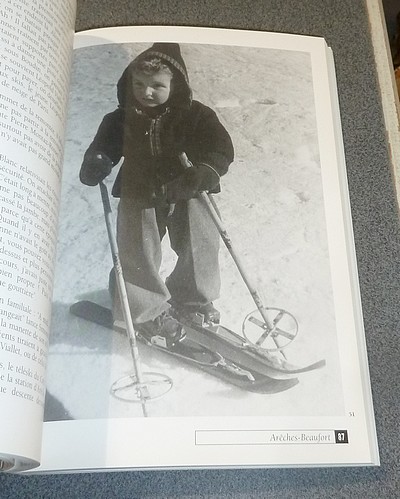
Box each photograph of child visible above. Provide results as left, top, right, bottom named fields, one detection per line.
left=44, top=37, right=344, bottom=420
left=79, top=43, right=234, bottom=345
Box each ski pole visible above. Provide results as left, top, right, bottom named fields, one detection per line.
left=99, top=181, right=149, bottom=416
left=178, top=153, right=285, bottom=356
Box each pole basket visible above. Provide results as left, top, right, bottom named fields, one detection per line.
left=242, top=307, right=299, bottom=352
left=99, top=181, right=174, bottom=413
left=111, top=371, right=173, bottom=403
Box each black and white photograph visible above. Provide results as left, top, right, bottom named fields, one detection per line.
left=44, top=33, right=344, bottom=421
left=1, top=0, right=391, bottom=478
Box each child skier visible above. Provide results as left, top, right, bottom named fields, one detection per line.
left=79, top=43, right=234, bottom=346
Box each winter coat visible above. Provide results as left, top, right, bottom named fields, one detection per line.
left=80, top=43, right=234, bottom=206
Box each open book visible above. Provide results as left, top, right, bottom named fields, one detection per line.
left=0, top=0, right=379, bottom=472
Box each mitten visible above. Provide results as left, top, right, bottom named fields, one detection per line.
left=80, top=152, right=113, bottom=186
left=165, top=163, right=220, bottom=203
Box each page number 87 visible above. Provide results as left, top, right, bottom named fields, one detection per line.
left=334, top=430, right=349, bottom=444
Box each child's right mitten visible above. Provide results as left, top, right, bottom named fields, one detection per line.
left=80, top=152, right=113, bottom=186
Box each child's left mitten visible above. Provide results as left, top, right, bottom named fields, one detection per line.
left=165, top=163, right=219, bottom=202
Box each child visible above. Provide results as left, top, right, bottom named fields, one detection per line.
left=80, top=43, right=234, bottom=345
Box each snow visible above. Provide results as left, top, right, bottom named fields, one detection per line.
left=44, top=42, right=344, bottom=420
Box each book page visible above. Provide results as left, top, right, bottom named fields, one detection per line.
left=39, top=26, right=378, bottom=471
left=0, top=0, right=76, bottom=472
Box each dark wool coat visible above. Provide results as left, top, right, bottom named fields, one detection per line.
left=80, top=43, right=234, bottom=206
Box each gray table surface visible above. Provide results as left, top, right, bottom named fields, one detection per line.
left=2, top=0, right=400, bottom=497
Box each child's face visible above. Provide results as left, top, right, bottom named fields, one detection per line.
left=132, top=70, right=173, bottom=107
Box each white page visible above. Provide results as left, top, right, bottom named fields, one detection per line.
left=39, top=25, right=378, bottom=471
left=0, top=0, right=76, bottom=472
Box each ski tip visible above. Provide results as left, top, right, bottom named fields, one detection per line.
left=70, top=300, right=95, bottom=314
left=248, top=376, right=299, bottom=394
left=311, top=358, right=326, bottom=370
left=283, top=358, right=326, bottom=374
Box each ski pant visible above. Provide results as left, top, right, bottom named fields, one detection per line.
left=112, top=196, right=221, bottom=324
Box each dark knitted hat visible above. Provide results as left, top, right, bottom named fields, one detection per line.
left=117, top=42, right=192, bottom=110
left=138, top=43, right=189, bottom=85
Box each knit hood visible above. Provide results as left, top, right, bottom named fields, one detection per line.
left=117, top=43, right=192, bottom=112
